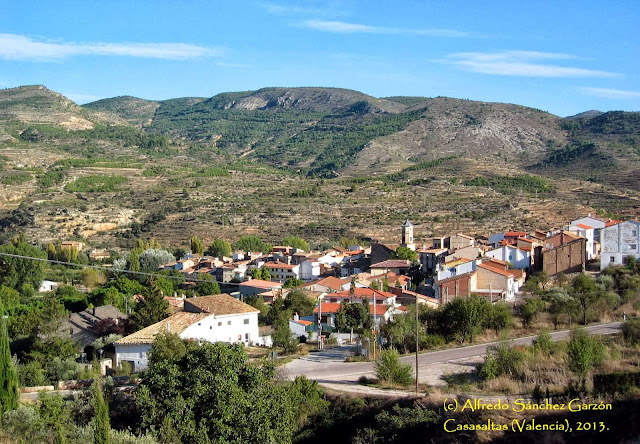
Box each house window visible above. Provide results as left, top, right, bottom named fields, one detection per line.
left=633, top=230, right=637, bottom=237
left=610, top=256, right=616, bottom=263
left=630, top=244, right=637, bottom=250
left=218, top=321, right=222, bottom=326
left=244, top=318, right=249, bottom=324
left=197, top=323, right=201, bottom=326
left=245, top=333, right=249, bottom=340
left=210, top=326, right=213, bottom=330
left=228, top=320, right=231, bottom=325
left=238, top=334, right=242, bottom=340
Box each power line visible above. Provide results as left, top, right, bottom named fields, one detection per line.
left=0, top=252, right=243, bottom=287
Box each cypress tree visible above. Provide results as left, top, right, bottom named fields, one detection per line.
left=0, top=302, right=18, bottom=414
left=92, top=378, right=111, bottom=444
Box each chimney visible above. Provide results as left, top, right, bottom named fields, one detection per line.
left=167, top=322, right=171, bottom=333
left=588, top=212, right=592, bottom=217
left=294, top=312, right=299, bottom=322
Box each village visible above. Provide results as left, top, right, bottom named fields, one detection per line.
left=43, top=213, right=635, bottom=373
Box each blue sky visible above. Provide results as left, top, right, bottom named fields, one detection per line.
left=0, top=0, right=638, bottom=116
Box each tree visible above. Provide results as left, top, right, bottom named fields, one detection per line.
left=283, top=277, right=304, bottom=288
left=81, top=268, right=107, bottom=290
left=190, top=236, right=204, bottom=255
left=206, top=239, right=232, bottom=258
left=138, top=249, right=175, bottom=272
left=235, top=236, right=273, bottom=255
left=0, top=303, right=18, bottom=414
left=440, top=296, right=489, bottom=343
left=136, top=341, right=316, bottom=443
left=130, top=286, right=169, bottom=330
left=393, top=247, right=417, bottom=262
left=284, top=290, right=315, bottom=317
left=128, top=248, right=142, bottom=273
left=195, top=274, right=221, bottom=296
left=149, top=331, right=187, bottom=365
left=337, top=300, right=371, bottom=342
left=565, top=329, right=604, bottom=384
left=92, top=378, right=111, bottom=444
left=282, top=236, right=309, bottom=251
left=517, top=298, right=544, bottom=329
left=572, top=274, right=603, bottom=325
left=484, top=302, right=513, bottom=334
left=272, top=313, right=296, bottom=353
left=0, top=285, right=20, bottom=312
left=0, top=240, right=47, bottom=291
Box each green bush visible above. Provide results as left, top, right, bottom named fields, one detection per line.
left=0, top=172, right=31, bottom=185
left=374, top=348, right=413, bottom=386
left=476, top=342, right=525, bottom=381
left=622, top=318, right=640, bottom=345
left=532, top=330, right=556, bottom=355
left=65, top=175, right=127, bottom=192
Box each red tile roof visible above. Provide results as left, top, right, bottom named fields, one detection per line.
left=437, top=271, right=476, bottom=284
left=370, top=259, right=411, bottom=269
left=184, top=294, right=260, bottom=315
left=575, top=223, right=593, bottom=230
left=333, top=287, right=395, bottom=299
left=477, top=263, right=514, bottom=278
left=505, top=232, right=527, bottom=237
left=264, top=261, right=297, bottom=270
left=239, top=279, right=282, bottom=289
left=313, top=302, right=394, bottom=316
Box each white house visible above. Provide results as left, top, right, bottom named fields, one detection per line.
left=435, top=258, right=475, bottom=281
left=39, top=280, right=59, bottom=292
left=600, top=220, right=640, bottom=270
left=289, top=313, right=313, bottom=338
left=299, top=260, right=321, bottom=281
left=567, top=223, right=597, bottom=260
left=114, top=294, right=259, bottom=371
left=263, top=261, right=301, bottom=282
left=484, top=245, right=531, bottom=269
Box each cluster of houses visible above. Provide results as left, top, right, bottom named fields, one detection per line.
left=53, top=214, right=640, bottom=372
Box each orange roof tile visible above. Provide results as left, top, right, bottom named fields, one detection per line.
left=115, top=312, right=209, bottom=345
left=184, top=294, right=259, bottom=315
left=575, top=223, right=593, bottom=230
left=477, top=263, right=515, bottom=278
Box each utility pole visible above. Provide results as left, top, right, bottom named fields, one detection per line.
left=415, top=294, right=419, bottom=396
left=318, top=296, right=323, bottom=350
left=372, top=293, right=376, bottom=360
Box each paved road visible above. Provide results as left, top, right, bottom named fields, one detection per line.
left=284, top=322, right=623, bottom=384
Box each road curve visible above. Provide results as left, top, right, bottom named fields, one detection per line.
left=284, top=322, right=623, bottom=384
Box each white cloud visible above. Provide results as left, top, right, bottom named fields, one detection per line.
left=300, top=20, right=469, bottom=37
left=0, top=33, right=223, bottom=61
left=260, top=3, right=330, bottom=16
left=581, top=87, right=640, bottom=99
left=446, top=51, right=617, bottom=78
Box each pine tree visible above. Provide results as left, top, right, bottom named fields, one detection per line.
left=0, top=303, right=18, bottom=414
left=130, top=284, right=170, bottom=330
left=92, top=378, right=111, bottom=444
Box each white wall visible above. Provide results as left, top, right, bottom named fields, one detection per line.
left=485, top=246, right=531, bottom=269
left=601, top=221, right=640, bottom=270
left=114, top=343, right=151, bottom=372
left=182, top=312, right=259, bottom=345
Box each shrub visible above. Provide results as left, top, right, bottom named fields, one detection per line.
left=533, top=330, right=556, bottom=355
left=476, top=342, right=525, bottom=381
left=374, top=348, right=413, bottom=386
left=622, top=318, right=640, bottom=345
left=565, top=329, right=605, bottom=380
